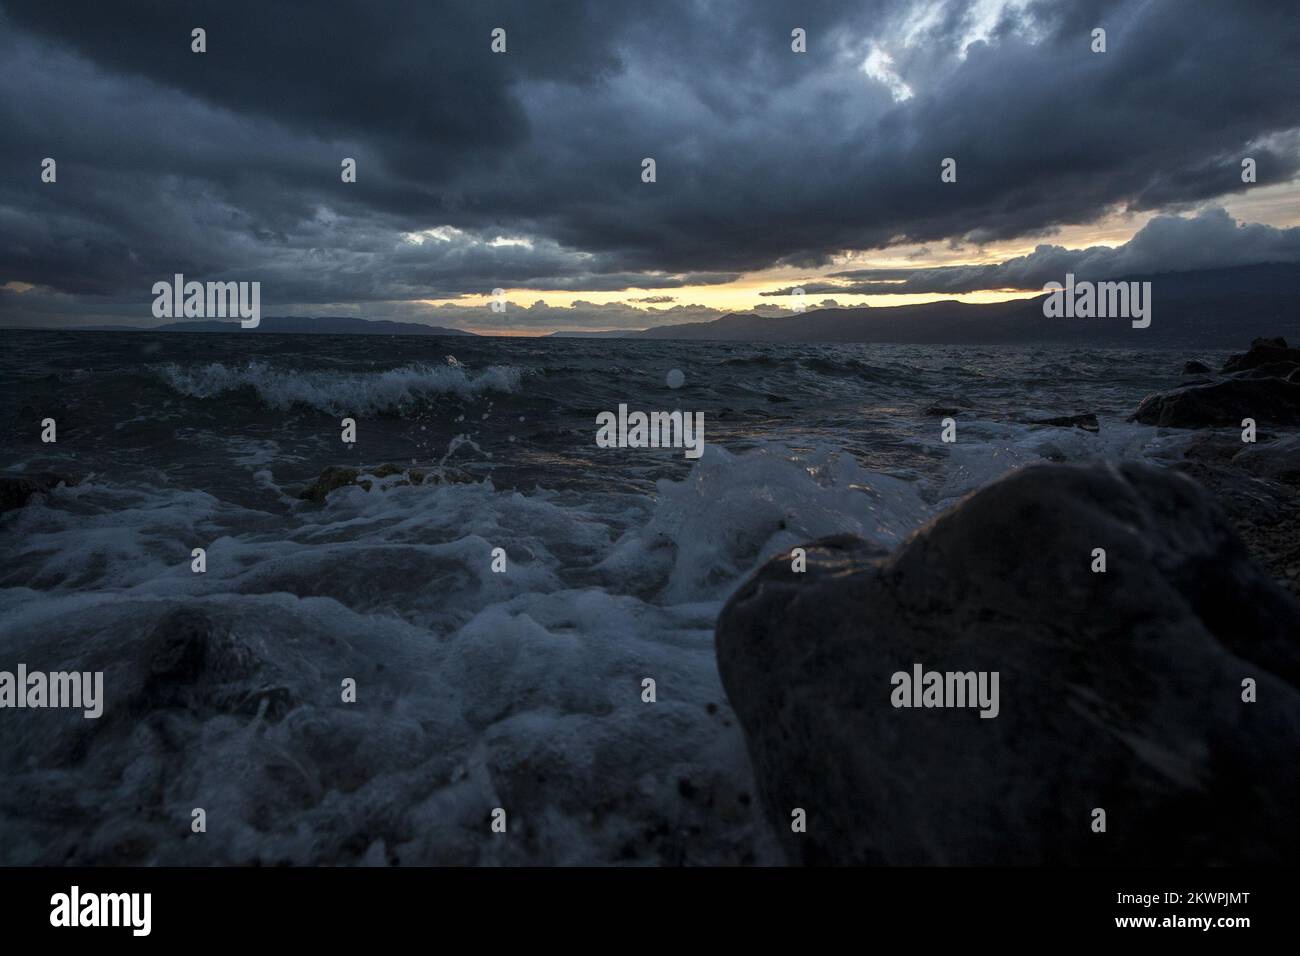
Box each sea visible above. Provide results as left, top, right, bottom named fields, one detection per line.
left=0, top=329, right=1214, bottom=864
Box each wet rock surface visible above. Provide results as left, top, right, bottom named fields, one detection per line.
left=1222, top=336, right=1300, bottom=375
left=1133, top=336, right=1300, bottom=428
left=716, top=462, right=1300, bottom=865
left=1131, top=377, right=1300, bottom=427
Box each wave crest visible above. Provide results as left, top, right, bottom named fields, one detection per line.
left=155, top=359, right=522, bottom=415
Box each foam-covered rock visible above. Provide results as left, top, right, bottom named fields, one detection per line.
left=716, top=462, right=1300, bottom=865
left=298, top=463, right=468, bottom=503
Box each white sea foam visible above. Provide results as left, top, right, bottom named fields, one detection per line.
left=0, top=439, right=943, bottom=866
left=154, top=359, right=523, bottom=415
left=922, top=415, right=1196, bottom=506
left=0, top=406, right=1192, bottom=866
left=0, top=331, right=1236, bottom=865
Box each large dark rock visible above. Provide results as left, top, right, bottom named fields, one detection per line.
left=716, top=462, right=1300, bottom=865
left=1222, top=336, right=1300, bottom=374
left=1181, top=360, right=1212, bottom=375
left=1131, top=377, right=1300, bottom=427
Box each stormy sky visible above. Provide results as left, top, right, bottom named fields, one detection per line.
left=2, top=0, right=1299, bottom=333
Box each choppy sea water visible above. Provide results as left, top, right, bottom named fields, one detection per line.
left=0, top=330, right=1211, bottom=864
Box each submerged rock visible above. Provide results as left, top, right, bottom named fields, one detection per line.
left=1027, top=412, right=1099, bottom=432
left=716, top=462, right=1300, bottom=865
left=299, top=463, right=468, bottom=503
left=1181, top=360, right=1212, bottom=375
left=0, top=472, right=77, bottom=512
left=131, top=607, right=264, bottom=715
left=299, top=466, right=364, bottom=503
left=923, top=396, right=973, bottom=416
left=1130, top=377, right=1300, bottom=427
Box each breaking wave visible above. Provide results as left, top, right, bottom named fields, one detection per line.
left=155, top=359, right=523, bottom=415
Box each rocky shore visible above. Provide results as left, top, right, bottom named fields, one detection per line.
left=4, top=337, right=1296, bottom=866
left=717, top=336, right=1300, bottom=865
left=1138, top=337, right=1300, bottom=597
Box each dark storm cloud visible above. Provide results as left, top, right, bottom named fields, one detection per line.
left=760, top=208, right=1300, bottom=296
left=2, top=0, right=1299, bottom=324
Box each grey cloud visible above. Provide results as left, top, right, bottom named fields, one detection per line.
left=762, top=208, right=1300, bottom=296
left=2, top=0, right=1299, bottom=324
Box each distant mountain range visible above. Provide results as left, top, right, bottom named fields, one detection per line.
left=27, top=262, right=1300, bottom=346
left=562, top=263, right=1300, bottom=347
left=71, top=315, right=476, bottom=336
